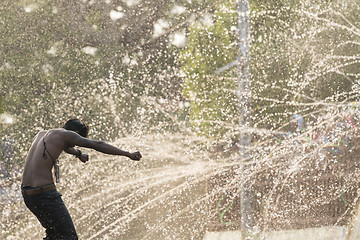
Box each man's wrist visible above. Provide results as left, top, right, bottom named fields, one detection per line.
left=75, top=149, right=82, bottom=158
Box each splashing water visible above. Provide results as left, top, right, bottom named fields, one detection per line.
left=2, top=0, right=360, bottom=239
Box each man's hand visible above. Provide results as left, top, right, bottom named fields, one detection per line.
left=79, top=153, right=89, bottom=163
left=128, top=151, right=142, bottom=161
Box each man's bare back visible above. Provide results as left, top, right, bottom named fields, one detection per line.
left=22, top=129, right=73, bottom=187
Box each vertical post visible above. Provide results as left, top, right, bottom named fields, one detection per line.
left=237, top=0, right=252, bottom=238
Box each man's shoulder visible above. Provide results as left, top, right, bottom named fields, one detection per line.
left=50, top=128, right=66, bottom=132
left=50, top=128, right=76, bottom=136
left=46, top=129, right=78, bottom=145
left=42, top=128, right=71, bottom=139
left=40, top=128, right=62, bottom=135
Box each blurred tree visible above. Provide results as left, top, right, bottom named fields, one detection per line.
left=181, top=1, right=239, bottom=139
left=181, top=0, right=305, bottom=137
left=250, top=0, right=307, bottom=129
left=3, top=0, right=359, bottom=163
left=298, top=1, right=360, bottom=103
left=181, top=0, right=360, bottom=137
left=0, top=0, right=218, bottom=163
left=0, top=98, right=3, bottom=115
left=251, top=0, right=360, bottom=129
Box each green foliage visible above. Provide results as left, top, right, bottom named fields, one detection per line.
left=182, top=0, right=360, bottom=134
left=0, top=1, right=110, bottom=158
left=0, top=98, right=3, bottom=115
left=181, top=2, right=239, bottom=138
left=2, top=0, right=360, bottom=166
left=250, top=0, right=309, bottom=129
left=0, top=0, right=217, bottom=165
left=299, top=1, right=360, bottom=103
left=180, top=0, right=310, bottom=137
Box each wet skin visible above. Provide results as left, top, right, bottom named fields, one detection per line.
left=22, top=128, right=142, bottom=187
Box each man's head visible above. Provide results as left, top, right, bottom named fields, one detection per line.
left=63, top=119, right=89, bottom=137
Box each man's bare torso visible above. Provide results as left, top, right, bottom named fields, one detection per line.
left=22, top=125, right=141, bottom=187
left=22, top=129, right=68, bottom=187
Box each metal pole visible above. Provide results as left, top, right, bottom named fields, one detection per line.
left=237, top=0, right=252, bottom=238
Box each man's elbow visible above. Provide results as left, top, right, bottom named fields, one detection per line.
left=91, top=140, right=106, bottom=150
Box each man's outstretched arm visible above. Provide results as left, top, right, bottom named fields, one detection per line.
left=64, top=131, right=142, bottom=161
left=86, top=140, right=142, bottom=160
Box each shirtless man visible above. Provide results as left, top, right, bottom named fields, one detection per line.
left=21, top=119, right=142, bottom=239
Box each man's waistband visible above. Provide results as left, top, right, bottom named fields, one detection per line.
left=21, top=183, right=56, bottom=196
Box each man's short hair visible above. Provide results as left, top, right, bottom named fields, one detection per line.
left=63, top=119, right=89, bottom=137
